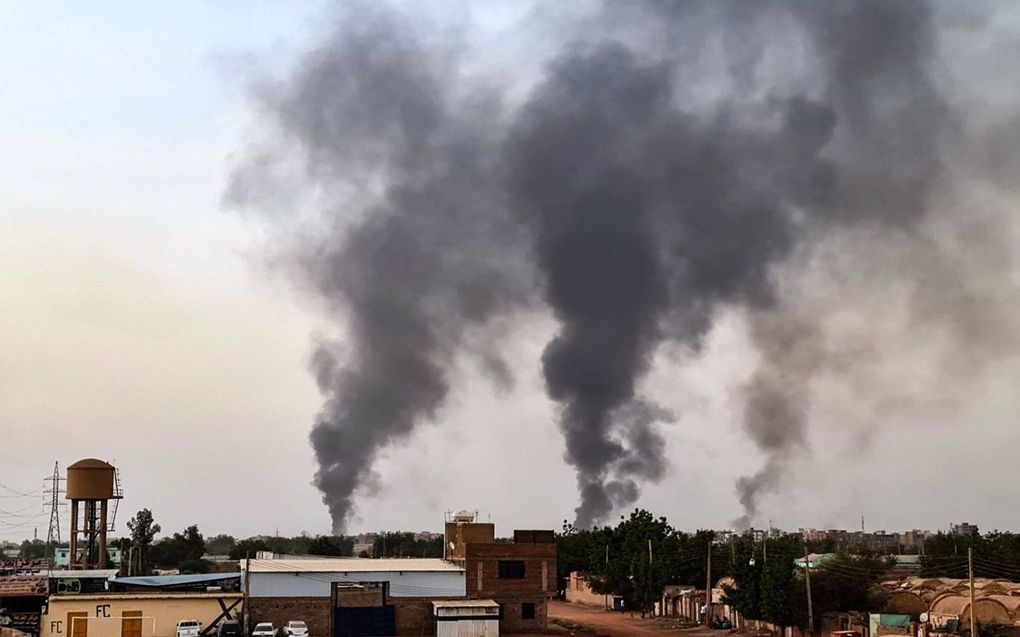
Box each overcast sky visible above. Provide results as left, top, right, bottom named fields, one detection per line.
left=3, top=1, right=1020, bottom=543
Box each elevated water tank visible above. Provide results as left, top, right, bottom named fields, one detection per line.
left=66, top=458, right=115, bottom=500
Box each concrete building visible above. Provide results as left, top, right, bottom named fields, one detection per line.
left=54, top=550, right=121, bottom=570
left=243, top=558, right=465, bottom=637
left=40, top=592, right=241, bottom=637
left=950, top=522, right=979, bottom=536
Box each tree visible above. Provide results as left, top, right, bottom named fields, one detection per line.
left=308, top=535, right=353, bottom=557
left=19, top=539, right=46, bottom=560
left=125, top=509, right=161, bottom=575
left=584, top=510, right=687, bottom=617
left=372, top=532, right=442, bottom=558
left=151, top=525, right=208, bottom=573
left=722, top=535, right=763, bottom=621
left=556, top=521, right=597, bottom=591
left=808, top=553, right=894, bottom=621
left=229, top=538, right=270, bottom=561
left=759, top=540, right=801, bottom=629
left=727, top=535, right=802, bottom=629
left=127, top=509, right=161, bottom=546
left=206, top=534, right=236, bottom=556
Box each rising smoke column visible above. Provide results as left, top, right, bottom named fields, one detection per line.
left=228, top=7, right=528, bottom=531
left=732, top=0, right=955, bottom=524
left=230, top=1, right=1004, bottom=530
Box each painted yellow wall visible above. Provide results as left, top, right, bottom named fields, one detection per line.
left=42, top=594, right=243, bottom=637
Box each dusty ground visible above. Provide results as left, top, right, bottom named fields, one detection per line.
left=531, top=601, right=727, bottom=637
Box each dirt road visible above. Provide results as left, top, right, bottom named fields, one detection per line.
left=548, top=601, right=716, bottom=637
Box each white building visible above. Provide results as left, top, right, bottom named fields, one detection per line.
left=244, top=557, right=466, bottom=598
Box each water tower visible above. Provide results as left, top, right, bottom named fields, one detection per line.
left=66, top=459, right=122, bottom=569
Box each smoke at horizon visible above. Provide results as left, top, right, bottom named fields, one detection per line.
left=228, top=1, right=1020, bottom=531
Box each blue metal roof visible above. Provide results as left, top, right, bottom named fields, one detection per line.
left=112, top=573, right=241, bottom=587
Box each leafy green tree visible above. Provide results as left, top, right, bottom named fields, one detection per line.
left=556, top=521, right=597, bottom=590
left=19, top=539, right=46, bottom=560
left=151, top=525, right=208, bottom=572
left=229, top=538, right=270, bottom=560
left=308, top=535, right=354, bottom=556
left=372, top=532, right=443, bottom=558
left=723, top=535, right=764, bottom=621
left=808, top=553, right=894, bottom=620
left=126, top=509, right=161, bottom=574
left=585, top=510, right=688, bottom=616
left=205, top=534, right=236, bottom=556
left=759, top=539, right=801, bottom=629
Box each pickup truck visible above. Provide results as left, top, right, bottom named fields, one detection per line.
left=177, top=620, right=202, bottom=637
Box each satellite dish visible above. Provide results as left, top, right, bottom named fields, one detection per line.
left=920, top=613, right=929, bottom=623
left=448, top=542, right=456, bottom=550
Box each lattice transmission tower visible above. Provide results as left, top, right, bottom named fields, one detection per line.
left=43, top=462, right=66, bottom=559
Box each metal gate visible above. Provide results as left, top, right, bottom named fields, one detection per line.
left=332, top=606, right=396, bottom=637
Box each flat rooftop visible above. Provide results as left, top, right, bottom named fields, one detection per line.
left=247, top=558, right=464, bottom=573
left=432, top=600, right=499, bottom=608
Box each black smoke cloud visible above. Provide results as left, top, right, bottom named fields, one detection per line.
left=229, top=1, right=1010, bottom=530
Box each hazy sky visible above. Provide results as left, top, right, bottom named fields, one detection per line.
left=4, top=2, right=1020, bottom=543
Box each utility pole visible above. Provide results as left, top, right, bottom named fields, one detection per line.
left=704, top=536, right=713, bottom=626
left=648, top=539, right=653, bottom=563
left=244, top=553, right=252, bottom=637
left=969, top=548, right=977, bottom=637
left=804, top=545, right=815, bottom=637
left=605, top=544, right=609, bottom=610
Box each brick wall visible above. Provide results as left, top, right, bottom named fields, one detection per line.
left=464, top=540, right=556, bottom=631
left=465, top=542, right=556, bottom=598
left=246, top=597, right=331, bottom=637
left=444, top=523, right=495, bottom=563
left=335, top=587, right=385, bottom=608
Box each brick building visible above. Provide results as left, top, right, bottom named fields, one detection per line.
left=241, top=514, right=556, bottom=636
left=447, top=521, right=556, bottom=633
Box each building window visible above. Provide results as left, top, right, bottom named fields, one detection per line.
left=498, top=560, right=526, bottom=579
left=521, top=603, right=536, bottom=620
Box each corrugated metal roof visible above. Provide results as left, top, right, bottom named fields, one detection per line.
left=113, top=573, right=241, bottom=587
left=247, top=558, right=464, bottom=573
left=46, top=569, right=119, bottom=578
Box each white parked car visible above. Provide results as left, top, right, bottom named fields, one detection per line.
left=252, top=623, right=277, bottom=637
left=177, top=620, right=202, bottom=637
left=283, top=621, right=308, bottom=637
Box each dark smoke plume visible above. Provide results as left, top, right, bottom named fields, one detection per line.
left=229, top=1, right=1013, bottom=530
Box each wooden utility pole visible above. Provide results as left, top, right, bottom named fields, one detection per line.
left=704, top=539, right=713, bottom=626
left=804, top=545, right=815, bottom=637
left=969, top=548, right=977, bottom=637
